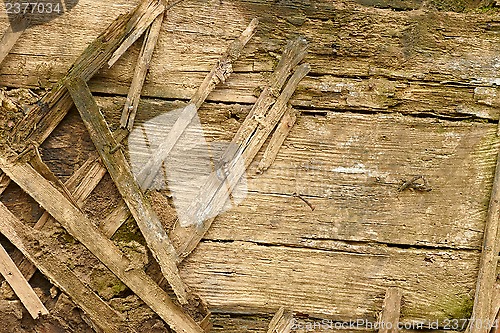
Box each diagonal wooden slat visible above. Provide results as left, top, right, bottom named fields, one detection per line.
left=0, top=149, right=204, bottom=333
left=0, top=202, right=131, bottom=333
left=65, top=77, right=189, bottom=305
left=267, top=307, right=294, bottom=333
left=0, top=243, right=48, bottom=320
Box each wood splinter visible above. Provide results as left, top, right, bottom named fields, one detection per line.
left=378, top=287, right=402, bottom=333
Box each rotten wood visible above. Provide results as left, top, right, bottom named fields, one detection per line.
left=0, top=149, right=204, bottom=333
left=0, top=202, right=132, bottom=333
left=120, top=12, right=164, bottom=131
left=171, top=60, right=310, bottom=259
left=378, top=288, right=402, bottom=333
left=11, top=0, right=165, bottom=151
left=13, top=152, right=106, bottom=281
left=65, top=77, right=189, bottom=304
left=136, top=17, right=259, bottom=190
left=257, top=106, right=298, bottom=173
left=267, top=307, right=294, bottom=333
left=0, top=243, right=48, bottom=320
left=466, top=138, right=500, bottom=333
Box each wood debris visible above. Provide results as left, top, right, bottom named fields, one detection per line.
left=0, top=243, right=48, bottom=320
left=378, top=287, right=402, bottom=333
left=170, top=37, right=309, bottom=259
left=267, top=307, right=294, bottom=333
left=65, top=77, right=189, bottom=304
left=0, top=149, right=204, bottom=333
left=0, top=203, right=131, bottom=332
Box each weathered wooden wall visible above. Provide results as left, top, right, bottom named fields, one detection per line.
left=2, top=0, right=500, bottom=331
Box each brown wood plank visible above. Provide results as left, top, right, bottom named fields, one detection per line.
left=0, top=243, right=48, bottom=320
left=0, top=202, right=131, bottom=333
left=467, top=138, right=500, bottom=333
left=65, top=77, right=189, bottom=304
left=378, top=288, right=402, bottom=333
left=0, top=149, right=204, bottom=333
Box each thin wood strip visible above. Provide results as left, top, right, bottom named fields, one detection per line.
left=171, top=62, right=310, bottom=259
left=0, top=171, right=10, bottom=195
left=121, top=12, right=165, bottom=131
left=136, top=18, right=259, bottom=190
left=108, top=0, right=165, bottom=67
left=11, top=0, right=164, bottom=151
left=0, top=243, right=48, bottom=320
left=257, top=106, right=298, bottom=173
left=0, top=16, right=30, bottom=65
left=65, top=77, right=188, bottom=304
left=467, top=143, right=500, bottom=333
left=0, top=149, right=204, bottom=333
left=267, top=307, right=294, bottom=333
left=378, top=287, right=402, bottom=333
left=0, top=202, right=133, bottom=333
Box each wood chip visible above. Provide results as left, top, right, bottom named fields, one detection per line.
left=65, top=77, right=188, bottom=304
left=378, top=287, right=402, bottom=333
left=0, top=149, right=204, bottom=333
left=0, top=243, right=48, bottom=320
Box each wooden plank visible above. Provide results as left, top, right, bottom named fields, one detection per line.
left=378, top=288, right=402, bottom=333
left=267, top=307, right=293, bottom=333
left=170, top=39, right=309, bottom=259
left=467, top=139, right=500, bottom=333
left=0, top=150, right=205, bottom=333
left=257, top=106, right=298, bottom=173
left=99, top=97, right=497, bottom=251
left=180, top=240, right=478, bottom=324
left=65, top=77, right=189, bottom=304
left=0, top=243, right=48, bottom=320
left=10, top=0, right=165, bottom=151
left=2, top=0, right=500, bottom=119
left=136, top=17, right=259, bottom=190
left=120, top=12, right=164, bottom=130
left=0, top=202, right=131, bottom=333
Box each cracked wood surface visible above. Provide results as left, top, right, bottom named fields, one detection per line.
left=65, top=77, right=188, bottom=304
left=0, top=202, right=132, bottom=333
left=0, top=149, right=204, bottom=333
left=1, top=0, right=500, bottom=119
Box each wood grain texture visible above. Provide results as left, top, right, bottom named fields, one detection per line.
left=267, top=307, right=293, bottom=333
left=0, top=149, right=205, bottom=333
left=379, top=288, right=402, bottom=333
left=0, top=243, right=48, bottom=320
left=100, top=96, right=498, bottom=251
left=2, top=0, right=500, bottom=119
left=0, top=203, right=131, bottom=333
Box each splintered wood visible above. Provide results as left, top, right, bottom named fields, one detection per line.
left=0, top=149, right=204, bottom=333
left=0, top=203, right=131, bottom=333
left=267, top=307, right=294, bottom=333
left=65, top=77, right=189, bottom=305
left=0, top=243, right=48, bottom=320
left=170, top=37, right=309, bottom=259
